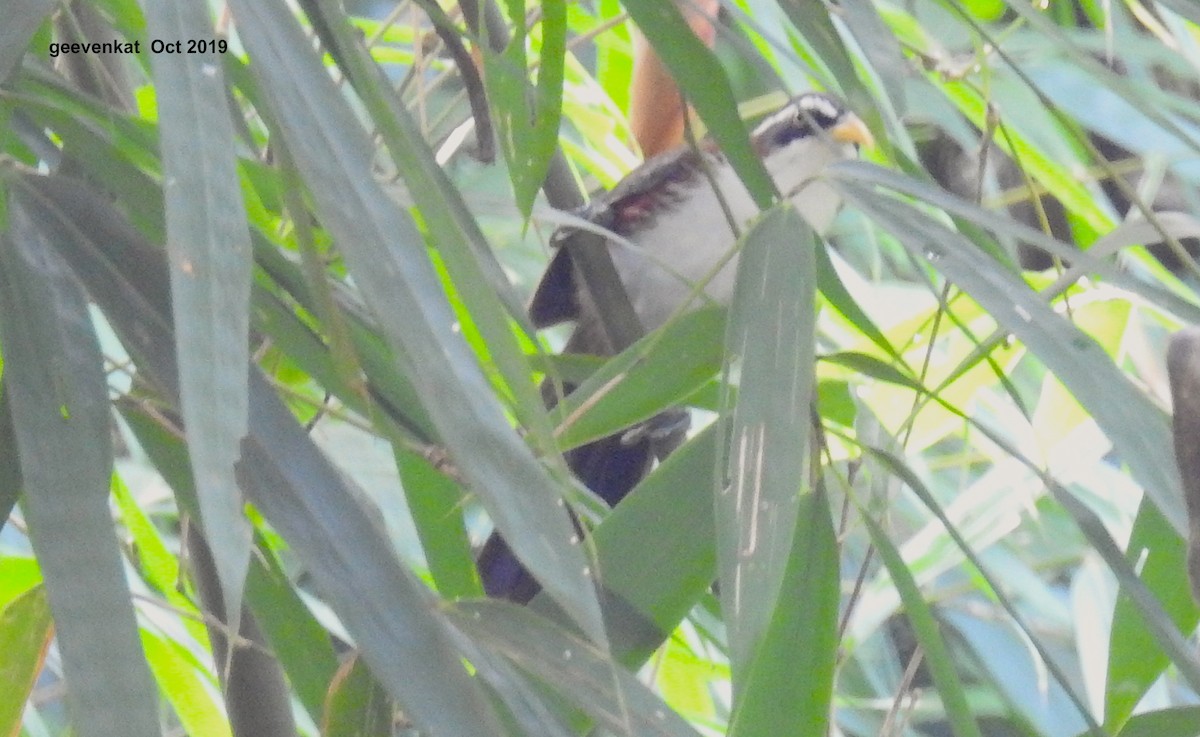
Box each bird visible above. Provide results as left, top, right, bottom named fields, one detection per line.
left=478, top=92, right=872, bottom=602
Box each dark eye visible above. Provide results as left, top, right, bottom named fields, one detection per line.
left=773, top=117, right=815, bottom=147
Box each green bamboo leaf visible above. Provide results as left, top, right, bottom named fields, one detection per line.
left=238, top=375, right=508, bottom=737
left=483, top=0, right=567, bottom=218
left=112, top=476, right=181, bottom=604
left=323, top=656, right=392, bottom=737
left=728, top=490, right=838, bottom=737
left=7, top=107, right=440, bottom=448
left=19, top=174, right=502, bottom=737
left=587, top=425, right=719, bottom=666
left=448, top=600, right=705, bottom=737
left=1049, top=487, right=1200, bottom=712
left=821, top=351, right=924, bottom=392
left=0, top=584, right=52, bottom=736
left=0, top=198, right=160, bottom=737
left=862, top=515, right=985, bottom=737
left=119, top=400, right=339, bottom=723
left=1105, top=497, right=1199, bottom=730
left=226, top=0, right=604, bottom=643
left=457, top=644, right=578, bottom=737
left=521, top=427, right=720, bottom=671
left=295, top=0, right=559, bottom=468
left=554, top=306, right=726, bottom=450
left=771, top=0, right=869, bottom=106
left=0, top=389, right=20, bottom=524
left=395, top=448, right=480, bottom=599
left=815, top=242, right=904, bottom=362
left=250, top=243, right=437, bottom=441
left=111, top=476, right=246, bottom=737
left=140, top=630, right=232, bottom=737
left=828, top=162, right=1200, bottom=325
left=88, top=0, right=148, bottom=40
left=837, top=178, right=1187, bottom=536
left=1089, top=706, right=1200, bottom=737
left=837, top=0, right=911, bottom=113
left=717, top=207, right=817, bottom=688
left=10, top=69, right=163, bottom=238
left=0, top=558, right=41, bottom=606
left=147, top=0, right=253, bottom=634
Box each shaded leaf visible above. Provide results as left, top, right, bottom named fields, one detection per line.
left=147, top=0, right=254, bottom=634
left=862, top=514, right=984, bottom=737
left=18, top=173, right=501, bottom=737
left=323, top=655, right=392, bottom=737
left=717, top=207, right=816, bottom=686
left=449, top=600, right=704, bottom=737
left=0, top=196, right=160, bottom=737
left=226, top=0, right=603, bottom=642
left=1105, top=495, right=1199, bottom=730
left=482, top=0, right=567, bottom=218
left=0, top=0, right=53, bottom=81
left=588, top=425, right=720, bottom=665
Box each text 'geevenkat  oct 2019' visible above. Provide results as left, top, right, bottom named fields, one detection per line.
left=48, top=38, right=229, bottom=57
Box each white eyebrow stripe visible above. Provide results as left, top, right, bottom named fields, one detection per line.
left=752, top=94, right=843, bottom=136
left=755, top=104, right=799, bottom=133
left=800, top=94, right=840, bottom=119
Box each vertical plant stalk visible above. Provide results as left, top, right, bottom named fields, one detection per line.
left=1168, top=327, right=1200, bottom=601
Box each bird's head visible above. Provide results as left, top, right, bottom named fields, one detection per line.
left=749, top=92, right=872, bottom=232
left=751, top=92, right=874, bottom=156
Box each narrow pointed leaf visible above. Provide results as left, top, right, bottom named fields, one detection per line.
left=238, top=372, right=507, bottom=737
left=483, top=0, right=567, bottom=217
left=118, top=402, right=339, bottom=722
left=1050, top=486, right=1200, bottom=702
left=862, top=515, right=984, bottom=737
left=772, top=0, right=867, bottom=104
left=717, top=206, right=817, bottom=686
left=17, top=175, right=505, bottom=737
left=554, top=306, right=726, bottom=450
left=728, top=490, right=838, bottom=737
left=297, top=0, right=564, bottom=479
left=226, top=0, right=604, bottom=642
left=837, top=179, right=1187, bottom=534
left=449, top=600, right=704, bottom=737
left=1105, top=497, right=1199, bottom=730
left=0, top=199, right=160, bottom=737
left=147, top=0, right=253, bottom=631
left=0, top=389, right=20, bottom=524
left=589, top=425, right=720, bottom=665
left=0, top=0, right=53, bottom=81
left=0, top=585, right=53, bottom=736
